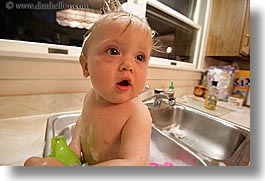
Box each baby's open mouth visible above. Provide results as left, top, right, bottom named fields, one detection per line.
left=117, top=80, right=131, bottom=87
left=116, top=78, right=132, bottom=91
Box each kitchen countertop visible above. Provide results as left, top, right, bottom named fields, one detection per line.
left=0, top=114, right=48, bottom=166
left=175, top=95, right=250, bottom=129
left=0, top=96, right=250, bottom=166
left=0, top=111, right=80, bottom=166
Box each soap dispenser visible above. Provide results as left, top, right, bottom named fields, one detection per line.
left=204, top=81, right=219, bottom=110
left=166, top=81, right=175, bottom=98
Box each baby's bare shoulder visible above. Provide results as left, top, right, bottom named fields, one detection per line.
left=127, top=99, right=152, bottom=123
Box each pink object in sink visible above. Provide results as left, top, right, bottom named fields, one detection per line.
left=149, top=162, right=175, bottom=166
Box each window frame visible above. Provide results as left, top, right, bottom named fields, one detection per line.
left=0, top=0, right=212, bottom=71
left=143, top=0, right=211, bottom=70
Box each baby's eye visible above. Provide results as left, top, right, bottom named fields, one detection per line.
left=136, top=54, right=145, bottom=62
left=105, top=48, right=120, bottom=55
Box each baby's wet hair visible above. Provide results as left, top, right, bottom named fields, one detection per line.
left=81, top=11, right=158, bottom=56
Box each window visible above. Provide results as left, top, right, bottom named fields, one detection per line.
left=0, top=0, right=210, bottom=69
left=146, top=0, right=210, bottom=69
left=155, top=0, right=197, bottom=19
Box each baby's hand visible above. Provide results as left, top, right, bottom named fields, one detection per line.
left=24, top=156, right=65, bottom=166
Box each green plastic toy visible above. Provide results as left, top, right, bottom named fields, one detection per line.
left=47, top=136, right=82, bottom=166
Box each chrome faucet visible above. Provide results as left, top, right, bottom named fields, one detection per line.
left=143, top=85, right=150, bottom=92
left=138, top=85, right=153, bottom=102
left=141, top=87, right=175, bottom=108
left=153, top=93, right=169, bottom=108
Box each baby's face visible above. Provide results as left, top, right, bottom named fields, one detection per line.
left=82, top=17, right=152, bottom=103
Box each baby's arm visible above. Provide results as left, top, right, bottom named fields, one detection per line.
left=24, top=156, right=65, bottom=166
left=24, top=117, right=82, bottom=166
left=95, top=103, right=152, bottom=166
left=69, top=116, right=82, bottom=160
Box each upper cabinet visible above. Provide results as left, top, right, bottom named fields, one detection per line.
left=240, top=0, right=250, bottom=56
left=205, top=0, right=249, bottom=57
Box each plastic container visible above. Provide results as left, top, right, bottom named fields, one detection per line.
left=204, top=81, right=219, bottom=110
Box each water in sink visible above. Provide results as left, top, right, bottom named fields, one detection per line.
left=149, top=135, right=191, bottom=166
left=44, top=113, right=206, bottom=166
left=57, top=124, right=199, bottom=166
left=149, top=140, right=189, bottom=166
left=147, top=103, right=250, bottom=163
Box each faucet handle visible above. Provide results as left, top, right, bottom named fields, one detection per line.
left=168, top=97, right=176, bottom=106
left=144, top=85, right=150, bottom=91
left=165, top=90, right=174, bottom=98
left=154, top=88, right=164, bottom=94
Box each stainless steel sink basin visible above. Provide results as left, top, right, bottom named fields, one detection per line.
left=43, top=100, right=250, bottom=166
left=146, top=102, right=250, bottom=166
left=44, top=112, right=206, bottom=166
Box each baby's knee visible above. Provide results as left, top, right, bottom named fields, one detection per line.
left=24, top=156, right=64, bottom=166
left=24, top=156, right=42, bottom=166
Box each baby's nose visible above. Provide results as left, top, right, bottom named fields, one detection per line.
left=119, top=61, right=133, bottom=72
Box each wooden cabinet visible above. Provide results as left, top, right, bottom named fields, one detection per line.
left=206, top=0, right=249, bottom=56
left=240, top=0, right=250, bottom=56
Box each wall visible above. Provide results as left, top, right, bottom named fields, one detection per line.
left=0, top=54, right=202, bottom=119
left=146, top=65, right=202, bottom=96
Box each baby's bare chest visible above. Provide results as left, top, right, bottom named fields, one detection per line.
left=80, top=108, right=130, bottom=163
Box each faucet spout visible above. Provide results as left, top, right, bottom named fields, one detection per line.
left=153, top=94, right=169, bottom=108
left=138, top=85, right=154, bottom=102
left=141, top=87, right=175, bottom=108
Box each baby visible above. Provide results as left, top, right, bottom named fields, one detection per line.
left=24, top=12, right=153, bottom=166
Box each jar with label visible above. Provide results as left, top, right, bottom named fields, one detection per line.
left=194, top=85, right=206, bottom=97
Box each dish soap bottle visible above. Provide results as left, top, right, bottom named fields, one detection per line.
left=47, top=136, right=82, bottom=166
left=166, top=81, right=175, bottom=98
left=204, top=81, right=219, bottom=110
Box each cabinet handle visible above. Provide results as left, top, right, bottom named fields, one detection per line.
left=244, top=34, right=250, bottom=47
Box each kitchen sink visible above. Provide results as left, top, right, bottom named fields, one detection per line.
left=43, top=112, right=206, bottom=166
left=145, top=102, right=250, bottom=166
left=43, top=101, right=250, bottom=166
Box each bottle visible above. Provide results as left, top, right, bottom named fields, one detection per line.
left=169, top=81, right=174, bottom=91
left=47, top=136, right=82, bottom=166
left=200, top=71, right=208, bottom=86
left=204, top=81, right=219, bottom=110
left=166, top=82, right=175, bottom=98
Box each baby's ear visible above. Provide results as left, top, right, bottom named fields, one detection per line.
left=79, top=55, right=90, bottom=78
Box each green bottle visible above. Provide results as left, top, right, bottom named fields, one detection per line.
left=47, top=136, right=81, bottom=166
left=166, top=82, right=175, bottom=98
left=169, top=82, right=174, bottom=90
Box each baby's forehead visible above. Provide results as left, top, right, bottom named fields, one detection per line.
left=96, top=13, right=150, bottom=31
left=81, top=13, right=153, bottom=54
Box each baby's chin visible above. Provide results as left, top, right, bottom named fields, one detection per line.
left=93, top=87, right=142, bottom=104
left=105, top=96, right=137, bottom=104
left=97, top=93, right=137, bottom=104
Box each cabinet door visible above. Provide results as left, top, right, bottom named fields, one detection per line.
left=206, top=0, right=248, bottom=56
left=240, top=0, right=250, bottom=56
